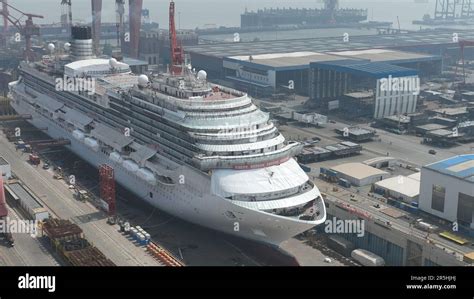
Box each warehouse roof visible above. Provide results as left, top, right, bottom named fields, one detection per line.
left=225, top=51, right=344, bottom=70
left=186, top=29, right=463, bottom=58
left=330, top=163, right=388, bottom=180
left=424, top=154, right=474, bottom=182
left=426, top=129, right=459, bottom=137
left=374, top=175, right=420, bottom=198
left=416, top=123, right=448, bottom=131
left=311, top=60, right=418, bottom=79
left=408, top=172, right=421, bottom=181
left=7, top=183, right=43, bottom=210
left=327, top=49, right=435, bottom=64
left=432, top=106, right=469, bottom=117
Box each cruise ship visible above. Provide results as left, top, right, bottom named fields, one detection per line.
left=7, top=24, right=326, bottom=246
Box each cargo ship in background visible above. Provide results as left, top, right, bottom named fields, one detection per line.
left=240, top=0, right=368, bottom=29
left=7, top=1, right=326, bottom=246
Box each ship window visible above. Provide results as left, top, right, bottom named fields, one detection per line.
left=149, top=192, right=153, bottom=198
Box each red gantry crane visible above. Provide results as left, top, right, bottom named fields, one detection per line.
left=169, top=0, right=184, bottom=75
left=0, top=1, right=43, bottom=61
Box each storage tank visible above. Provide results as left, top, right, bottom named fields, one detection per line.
left=351, top=249, right=385, bottom=266
left=84, top=137, right=99, bottom=152
left=72, top=130, right=85, bottom=141
left=109, top=152, right=123, bottom=164
left=137, top=168, right=157, bottom=185
left=123, top=160, right=139, bottom=172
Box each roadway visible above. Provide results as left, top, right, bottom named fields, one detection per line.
left=0, top=132, right=162, bottom=266
left=0, top=125, right=265, bottom=266
left=315, top=177, right=471, bottom=260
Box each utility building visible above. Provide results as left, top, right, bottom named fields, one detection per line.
left=419, top=155, right=474, bottom=230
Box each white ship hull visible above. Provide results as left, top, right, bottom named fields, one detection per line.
left=10, top=90, right=325, bottom=246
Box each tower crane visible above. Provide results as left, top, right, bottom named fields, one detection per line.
left=115, top=0, right=125, bottom=48
left=324, top=0, right=339, bottom=24
left=0, top=1, right=43, bottom=61
left=61, top=0, right=72, bottom=28
left=169, top=0, right=184, bottom=75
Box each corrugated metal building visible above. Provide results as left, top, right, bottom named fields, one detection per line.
left=419, top=155, right=474, bottom=230
left=309, top=53, right=422, bottom=118
left=330, top=162, right=389, bottom=186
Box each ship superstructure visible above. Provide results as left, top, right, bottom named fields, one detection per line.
left=8, top=5, right=326, bottom=245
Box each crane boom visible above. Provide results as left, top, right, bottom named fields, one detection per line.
left=115, top=0, right=125, bottom=48
left=0, top=1, right=43, bottom=61
left=169, top=0, right=183, bottom=75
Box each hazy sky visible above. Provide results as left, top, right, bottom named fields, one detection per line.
left=5, top=0, right=464, bottom=30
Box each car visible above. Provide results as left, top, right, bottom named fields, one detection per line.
left=429, top=149, right=437, bottom=155
left=42, top=164, right=50, bottom=170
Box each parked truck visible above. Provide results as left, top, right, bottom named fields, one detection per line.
left=29, top=154, right=40, bottom=166
left=414, top=219, right=438, bottom=233
left=351, top=249, right=385, bottom=266
left=292, top=111, right=328, bottom=127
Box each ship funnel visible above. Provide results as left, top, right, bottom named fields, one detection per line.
left=71, top=26, right=95, bottom=61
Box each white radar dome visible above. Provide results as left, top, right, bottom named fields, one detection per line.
left=138, top=74, right=149, bottom=87
left=197, top=70, right=207, bottom=81
left=64, top=42, right=71, bottom=51
left=109, top=58, right=119, bottom=68
left=47, top=43, right=55, bottom=53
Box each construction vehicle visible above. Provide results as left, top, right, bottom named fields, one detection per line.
left=1, top=231, right=14, bottom=247
left=107, top=216, right=117, bottom=225
left=53, top=167, right=63, bottom=180
left=15, top=140, right=25, bottom=150
left=28, top=153, right=40, bottom=166
left=74, top=190, right=89, bottom=202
